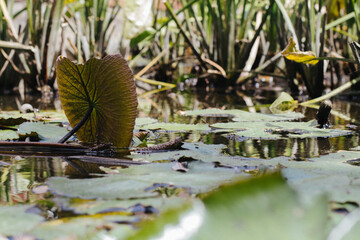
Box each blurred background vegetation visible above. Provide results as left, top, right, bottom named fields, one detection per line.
left=0, top=0, right=359, bottom=99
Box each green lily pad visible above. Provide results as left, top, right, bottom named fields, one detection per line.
left=47, top=162, right=242, bottom=200
left=212, top=120, right=352, bottom=140
left=142, top=123, right=211, bottom=131
left=263, top=151, right=360, bottom=204
left=0, top=205, right=43, bottom=236
left=57, top=196, right=188, bottom=215
left=269, top=92, right=298, bottom=114
left=56, top=55, right=138, bottom=148
left=183, top=108, right=304, bottom=121
left=131, top=142, right=256, bottom=168
left=31, top=216, right=135, bottom=240
left=0, top=111, right=68, bottom=124
left=128, top=174, right=328, bottom=240
left=143, top=123, right=211, bottom=131
left=0, top=113, right=28, bottom=126
left=135, top=117, right=158, bottom=127
left=17, top=122, right=69, bottom=142
left=0, top=130, right=19, bottom=140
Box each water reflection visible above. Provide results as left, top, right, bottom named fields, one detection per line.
left=0, top=156, right=64, bottom=204
left=0, top=89, right=360, bottom=205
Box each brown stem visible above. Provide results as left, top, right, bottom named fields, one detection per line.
left=58, top=105, right=94, bottom=143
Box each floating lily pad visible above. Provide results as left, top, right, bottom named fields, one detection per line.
left=129, top=174, right=328, bottom=240
left=135, top=117, right=158, bottom=127
left=253, top=151, right=360, bottom=204
left=131, top=142, right=256, bottom=169
left=0, top=130, right=19, bottom=140
left=212, top=120, right=352, bottom=140
left=57, top=197, right=188, bottom=216
left=143, top=123, right=211, bottom=131
left=47, top=162, right=242, bottom=200
left=31, top=216, right=135, bottom=240
left=183, top=108, right=304, bottom=122
left=17, top=122, right=69, bottom=142
left=0, top=205, right=43, bottom=236
left=0, top=112, right=28, bottom=126
left=0, top=111, right=68, bottom=124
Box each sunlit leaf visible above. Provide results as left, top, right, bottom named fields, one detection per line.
left=56, top=55, right=138, bottom=148
left=269, top=92, right=298, bottom=114
left=282, top=38, right=319, bottom=65
left=128, top=174, right=328, bottom=240
left=0, top=205, right=43, bottom=236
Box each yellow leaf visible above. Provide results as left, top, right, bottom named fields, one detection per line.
left=282, top=38, right=319, bottom=65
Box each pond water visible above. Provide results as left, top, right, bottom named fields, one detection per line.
left=0, top=88, right=360, bottom=238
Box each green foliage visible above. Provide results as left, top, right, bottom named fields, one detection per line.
left=56, top=54, right=138, bottom=148
left=128, top=174, right=328, bottom=240
left=47, top=161, right=241, bottom=199
left=0, top=0, right=65, bottom=89
left=0, top=205, right=43, bottom=236
left=17, top=122, right=69, bottom=143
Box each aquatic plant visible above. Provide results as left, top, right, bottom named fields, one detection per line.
left=56, top=54, right=138, bottom=148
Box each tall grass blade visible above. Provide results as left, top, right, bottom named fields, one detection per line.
left=274, top=0, right=299, bottom=47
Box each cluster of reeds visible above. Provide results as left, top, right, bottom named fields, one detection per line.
left=0, top=0, right=119, bottom=93
left=1, top=0, right=360, bottom=98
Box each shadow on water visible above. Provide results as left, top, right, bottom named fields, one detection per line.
left=0, top=88, right=360, bottom=204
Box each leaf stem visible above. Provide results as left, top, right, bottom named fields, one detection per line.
left=300, top=77, right=360, bottom=106
left=58, top=105, right=94, bottom=143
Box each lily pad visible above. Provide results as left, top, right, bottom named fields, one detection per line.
left=263, top=151, right=360, bottom=204
left=212, top=120, right=352, bottom=140
left=0, top=130, right=19, bottom=140
left=131, top=142, right=256, bottom=169
left=143, top=123, right=211, bottom=131
left=0, top=205, right=43, bottom=236
left=269, top=92, right=298, bottom=114
left=31, top=216, right=135, bottom=240
left=135, top=117, right=158, bottom=127
left=128, top=174, right=328, bottom=240
left=0, top=113, right=28, bottom=126
left=183, top=108, right=304, bottom=122
left=47, top=162, right=242, bottom=200
left=56, top=55, right=138, bottom=148
left=57, top=197, right=188, bottom=216
left=17, top=122, right=69, bottom=142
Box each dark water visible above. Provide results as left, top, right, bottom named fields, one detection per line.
left=0, top=89, right=359, bottom=205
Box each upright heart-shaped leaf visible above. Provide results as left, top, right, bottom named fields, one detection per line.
left=56, top=55, right=138, bottom=148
